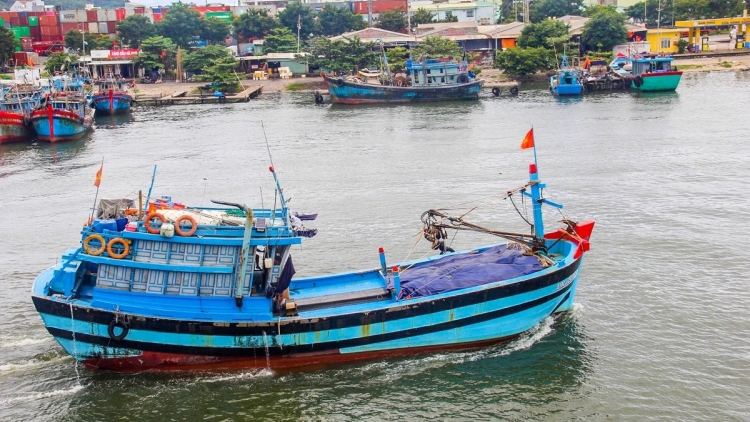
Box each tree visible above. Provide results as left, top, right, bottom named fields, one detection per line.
left=64, top=30, right=115, bottom=53
left=412, top=36, right=460, bottom=58
left=233, top=9, right=277, bottom=42
left=317, top=6, right=365, bottom=36
left=156, top=3, right=203, bottom=48
left=0, top=27, right=17, bottom=63
left=134, top=36, right=175, bottom=73
left=516, top=20, right=569, bottom=48
left=581, top=9, right=628, bottom=51
left=530, top=0, right=584, bottom=22
left=202, top=55, right=239, bottom=84
left=263, top=27, right=298, bottom=53
left=183, top=44, right=232, bottom=73
left=277, top=2, right=317, bottom=40
left=305, top=36, right=378, bottom=74
left=494, top=46, right=554, bottom=76
left=201, top=17, right=231, bottom=45
left=44, top=52, right=78, bottom=74
left=385, top=46, right=409, bottom=72
left=376, top=7, right=407, bottom=33
left=411, top=8, right=435, bottom=27
left=115, top=15, right=156, bottom=48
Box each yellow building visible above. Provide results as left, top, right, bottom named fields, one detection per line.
left=646, top=28, right=683, bottom=53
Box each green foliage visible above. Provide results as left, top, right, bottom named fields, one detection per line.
left=317, top=6, right=366, bottom=36
left=412, top=36, right=460, bottom=58
left=115, top=15, right=156, bottom=48
left=202, top=17, right=232, bottom=45
left=44, top=52, right=78, bottom=74
left=183, top=44, right=232, bottom=73
left=676, top=39, right=689, bottom=54
left=438, top=14, right=458, bottom=23
left=277, top=2, right=317, bottom=39
left=582, top=4, right=618, bottom=17
left=156, top=3, right=203, bottom=49
left=376, top=8, right=407, bottom=33
left=0, top=27, right=17, bottom=63
left=498, top=0, right=518, bottom=22
left=411, top=8, right=435, bottom=27
left=202, top=56, right=239, bottom=84
left=64, top=30, right=115, bottom=53
left=135, top=36, right=174, bottom=70
left=233, top=9, right=277, bottom=42
left=263, top=27, right=298, bottom=53
left=530, top=0, right=584, bottom=22
left=517, top=20, right=569, bottom=48
left=493, top=47, right=554, bottom=76
left=305, top=36, right=378, bottom=74
left=385, top=46, right=409, bottom=72
left=581, top=9, right=627, bottom=52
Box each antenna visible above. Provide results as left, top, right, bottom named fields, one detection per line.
left=261, top=121, right=274, bottom=169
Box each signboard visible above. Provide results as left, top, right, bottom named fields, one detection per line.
left=110, top=49, right=140, bottom=59
left=91, top=49, right=110, bottom=59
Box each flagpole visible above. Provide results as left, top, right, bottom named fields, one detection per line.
left=90, top=158, right=103, bottom=222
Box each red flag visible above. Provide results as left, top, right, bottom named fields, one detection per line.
left=521, top=128, right=534, bottom=149
left=94, top=163, right=103, bottom=187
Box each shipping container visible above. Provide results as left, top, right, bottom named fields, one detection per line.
left=19, top=26, right=30, bottom=37
left=153, top=13, right=162, bottom=22
left=95, top=9, right=105, bottom=21
left=40, top=15, right=58, bottom=26
left=60, top=10, right=77, bottom=23
left=18, top=11, right=27, bottom=17
left=28, top=16, right=39, bottom=26
left=0, top=17, right=4, bottom=27
left=0, top=12, right=9, bottom=21
left=61, top=22, right=79, bottom=34
left=10, top=17, right=20, bottom=26
left=153, top=7, right=162, bottom=13
left=353, top=0, right=407, bottom=15
left=116, top=8, right=126, bottom=20
left=98, top=22, right=107, bottom=33
left=42, top=25, right=61, bottom=36
left=88, top=22, right=99, bottom=33
left=45, top=11, right=56, bottom=16
left=18, top=16, right=28, bottom=26
left=77, top=10, right=87, bottom=22
left=86, top=10, right=97, bottom=22
left=107, top=21, right=116, bottom=33
left=9, top=27, right=20, bottom=40
left=134, top=7, right=145, bottom=14
left=205, top=11, right=233, bottom=21
left=30, top=26, right=40, bottom=37
left=106, top=9, right=117, bottom=21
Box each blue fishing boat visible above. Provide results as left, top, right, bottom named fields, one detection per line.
left=30, top=79, right=93, bottom=142
left=0, top=84, right=42, bottom=144
left=323, top=54, right=483, bottom=104
left=549, top=56, right=583, bottom=96
left=91, top=78, right=133, bottom=115
left=31, top=153, right=594, bottom=372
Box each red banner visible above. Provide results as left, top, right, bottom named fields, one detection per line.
left=109, top=49, right=140, bottom=59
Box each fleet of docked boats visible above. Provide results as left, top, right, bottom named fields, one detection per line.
left=0, top=75, right=133, bottom=143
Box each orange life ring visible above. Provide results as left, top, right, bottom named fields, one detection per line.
left=83, top=234, right=106, bottom=255
left=144, top=212, right=166, bottom=234
left=107, top=238, right=130, bottom=259
left=174, top=214, right=198, bottom=237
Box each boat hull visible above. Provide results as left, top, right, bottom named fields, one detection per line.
left=30, top=107, right=93, bottom=142
left=32, top=255, right=582, bottom=372
left=0, top=111, right=30, bottom=143
left=91, top=91, right=132, bottom=114
left=550, top=75, right=583, bottom=96
left=632, top=71, right=682, bottom=91
left=324, top=76, right=484, bottom=104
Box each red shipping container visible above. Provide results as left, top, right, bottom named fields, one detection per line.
left=0, top=12, right=10, bottom=21
left=8, top=12, right=18, bottom=18
left=353, top=0, right=406, bottom=14
left=134, top=7, right=145, bottom=14
left=87, top=10, right=97, bottom=22
left=18, top=16, right=28, bottom=25
left=30, top=26, right=41, bottom=36
left=10, top=17, right=20, bottom=26
left=107, top=21, right=116, bottom=32
left=115, top=8, right=125, bottom=21
left=45, top=11, right=56, bottom=16
left=61, top=22, right=80, bottom=34
left=41, top=26, right=53, bottom=35
left=153, top=13, right=162, bottom=22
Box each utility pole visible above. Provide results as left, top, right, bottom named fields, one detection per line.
left=297, top=14, right=301, bottom=54
left=368, top=0, right=373, bottom=28
left=523, top=0, right=529, bottom=23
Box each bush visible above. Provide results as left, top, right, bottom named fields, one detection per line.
left=494, top=47, right=554, bottom=77
left=676, top=39, right=689, bottom=54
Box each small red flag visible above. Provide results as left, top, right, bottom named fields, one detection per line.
left=521, top=128, right=534, bottom=149
left=94, top=163, right=103, bottom=187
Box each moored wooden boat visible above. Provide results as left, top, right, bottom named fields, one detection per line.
left=91, top=79, right=133, bottom=115
left=630, top=55, right=682, bottom=91
left=0, top=85, right=42, bottom=143
left=32, top=146, right=594, bottom=372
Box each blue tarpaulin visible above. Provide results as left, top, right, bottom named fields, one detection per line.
left=398, top=245, right=544, bottom=299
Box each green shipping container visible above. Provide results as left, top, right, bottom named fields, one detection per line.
left=10, top=27, right=21, bottom=40
left=14, top=45, right=21, bottom=51
left=28, top=16, right=38, bottom=26
left=19, top=26, right=30, bottom=37
left=0, top=18, right=4, bottom=27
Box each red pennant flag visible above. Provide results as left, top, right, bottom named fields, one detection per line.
left=521, top=128, right=534, bottom=149
left=94, top=163, right=103, bottom=187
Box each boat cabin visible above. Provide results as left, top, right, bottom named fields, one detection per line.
left=407, top=59, right=471, bottom=86
left=632, top=56, right=675, bottom=76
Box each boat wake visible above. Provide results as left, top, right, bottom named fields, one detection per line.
left=0, top=337, right=49, bottom=349
left=198, top=367, right=276, bottom=383
left=0, top=353, right=72, bottom=374
left=0, top=385, right=83, bottom=407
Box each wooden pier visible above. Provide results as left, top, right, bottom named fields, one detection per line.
left=133, top=85, right=262, bottom=107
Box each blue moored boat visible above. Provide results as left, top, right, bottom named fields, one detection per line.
left=550, top=56, right=583, bottom=96
left=91, top=78, right=133, bottom=115
left=30, top=79, right=93, bottom=142
left=31, top=156, right=594, bottom=372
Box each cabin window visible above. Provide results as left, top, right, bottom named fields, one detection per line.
left=466, top=10, right=474, bottom=17
left=441, top=77, right=445, bottom=83
left=426, top=69, right=431, bottom=74
left=661, top=38, right=671, bottom=49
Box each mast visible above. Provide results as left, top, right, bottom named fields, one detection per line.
left=523, top=164, right=563, bottom=244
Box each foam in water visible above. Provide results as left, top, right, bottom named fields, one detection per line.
left=0, top=338, right=49, bottom=349
left=0, top=385, right=84, bottom=407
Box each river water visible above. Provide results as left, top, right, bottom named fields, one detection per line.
left=1, top=71, right=749, bottom=421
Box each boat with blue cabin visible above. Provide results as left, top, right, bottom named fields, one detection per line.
left=549, top=56, right=583, bottom=96
left=323, top=55, right=483, bottom=104
left=31, top=159, right=594, bottom=371
left=91, top=77, right=133, bottom=115
left=30, top=78, right=94, bottom=142
left=630, top=54, right=682, bottom=91
left=0, top=84, right=42, bottom=143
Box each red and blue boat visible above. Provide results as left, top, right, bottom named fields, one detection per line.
left=91, top=79, right=133, bottom=115
left=0, top=85, right=42, bottom=144
left=31, top=149, right=594, bottom=372
left=30, top=80, right=93, bottom=142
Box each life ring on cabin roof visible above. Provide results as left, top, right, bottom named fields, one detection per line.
left=83, top=234, right=105, bottom=256
left=107, top=238, right=130, bottom=259
left=334, top=78, right=344, bottom=87
left=174, top=214, right=198, bottom=237
left=144, top=212, right=166, bottom=234
left=456, top=74, right=469, bottom=84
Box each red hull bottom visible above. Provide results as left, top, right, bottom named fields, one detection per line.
left=82, top=335, right=519, bottom=373
left=0, top=134, right=28, bottom=144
